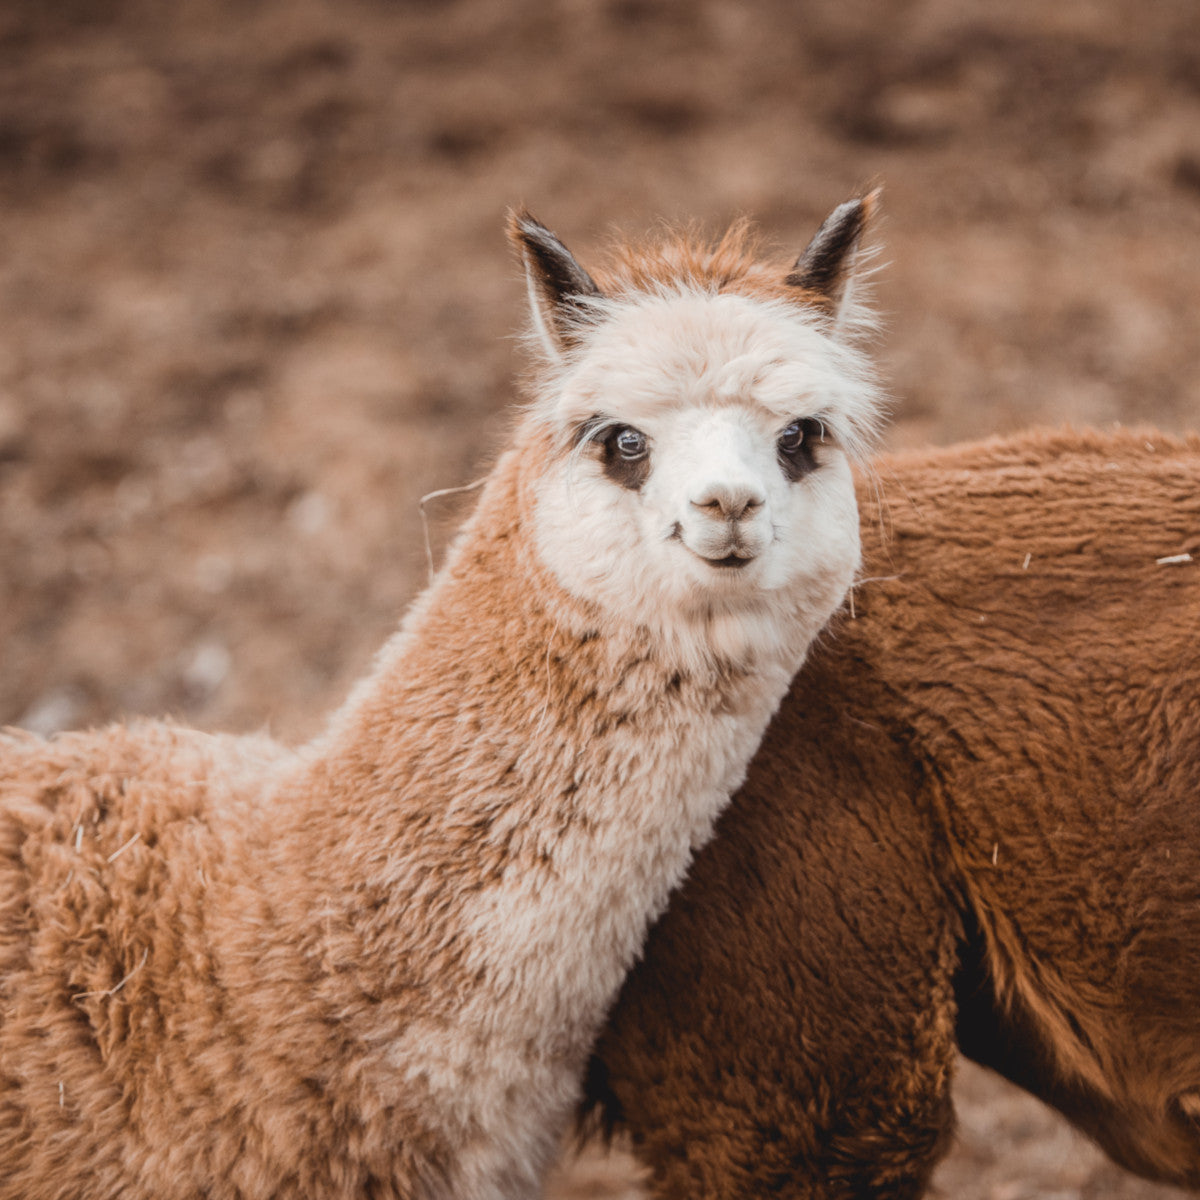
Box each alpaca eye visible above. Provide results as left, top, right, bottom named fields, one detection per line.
left=776, top=418, right=818, bottom=483
left=614, top=427, right=648, bottom=460
left=600, top=424, right=651, bottom=491
left=777, top=420, right=805, bottom=455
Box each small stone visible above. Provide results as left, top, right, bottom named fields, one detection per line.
left=18, top=687, right=86, bottom=737
left=181, top=640, right=231, bottom=698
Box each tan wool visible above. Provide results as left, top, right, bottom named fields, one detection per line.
left=0, top=198, right=885, bottom=1200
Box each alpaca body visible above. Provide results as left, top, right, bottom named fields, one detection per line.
left=0, top=442, right=835, bottom=1200
left=588, top=427, right=1200, bottom=1198
left=1, top=202, right=883, bottom=1198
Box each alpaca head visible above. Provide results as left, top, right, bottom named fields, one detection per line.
left=509, top=197, right=885, bottom=663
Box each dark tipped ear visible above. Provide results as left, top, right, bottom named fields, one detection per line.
left=786, top=190, right=879, bottom=318
left=508, top=209, right=604, bottom=358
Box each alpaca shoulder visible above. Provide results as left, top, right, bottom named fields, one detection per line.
left=1, top=721, right=290, bottom=993
left=2, top=721, right=289, bottom=832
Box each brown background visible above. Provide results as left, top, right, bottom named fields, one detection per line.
left=2, top=1, right=1198, bottom=1196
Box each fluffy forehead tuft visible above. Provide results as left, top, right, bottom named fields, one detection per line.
left=592, top=218, right=803, bottom=303
left=526, top=287, right=885, bottom=462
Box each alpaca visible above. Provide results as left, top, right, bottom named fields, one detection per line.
left=585, top=427, right=1200, bottom=1199
left=0, top=197, right=885, bottom=1200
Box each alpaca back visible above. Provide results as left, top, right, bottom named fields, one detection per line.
left=858, top=428, right=1200, bottom=1146
left=0, top=724, right=287, bottom=1199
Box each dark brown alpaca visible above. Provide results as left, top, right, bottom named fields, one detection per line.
left=585, top=426, right=1200, bottom=1199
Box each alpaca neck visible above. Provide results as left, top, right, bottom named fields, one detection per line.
left=252, top=440, right=800, bottom=1139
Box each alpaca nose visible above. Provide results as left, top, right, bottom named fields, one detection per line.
left=690, top=481, right=766, bottom=521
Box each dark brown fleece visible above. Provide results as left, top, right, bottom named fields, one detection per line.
left=587, top=426, right=1200, bottom=1199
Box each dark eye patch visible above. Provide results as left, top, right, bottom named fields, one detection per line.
left=575, top=415, right=651, bottom=491
left=777, top=417, right=825, bottom=482
left=602, top=424, right=651, bottom=490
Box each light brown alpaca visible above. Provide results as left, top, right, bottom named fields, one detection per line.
left=0, top=198, right=885, bottom=1200
left=585, top=427, right=1200, bottom=1198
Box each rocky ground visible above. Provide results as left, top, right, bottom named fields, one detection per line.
left=2, top=1, right=1198, bottom=1196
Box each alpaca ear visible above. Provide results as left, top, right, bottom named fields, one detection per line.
left=785, top=191, right=879, bottom=322
left=508, top=210, right=604, bottom=358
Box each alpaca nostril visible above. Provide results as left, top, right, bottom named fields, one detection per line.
left=691, top=489, right=765, bottom=521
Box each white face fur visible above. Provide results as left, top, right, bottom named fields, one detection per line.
left=531, top=290, right=875, bottom=661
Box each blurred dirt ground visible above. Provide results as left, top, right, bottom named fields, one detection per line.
left=1, top=1, right=1198, bottom=1196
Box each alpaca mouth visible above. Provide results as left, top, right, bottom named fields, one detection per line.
left=699, top=551, right=754, bottom=570
left=668, top=524, right=757, bottom=571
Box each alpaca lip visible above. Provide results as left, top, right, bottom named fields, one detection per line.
left=671, top=525, right=757, bottom=570
left=701, top=552, right=753, bottom=569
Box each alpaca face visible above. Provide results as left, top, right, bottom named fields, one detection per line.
left=530, top=291, right=868, bottom=637
left=509, top=199, right=883, bottom=658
